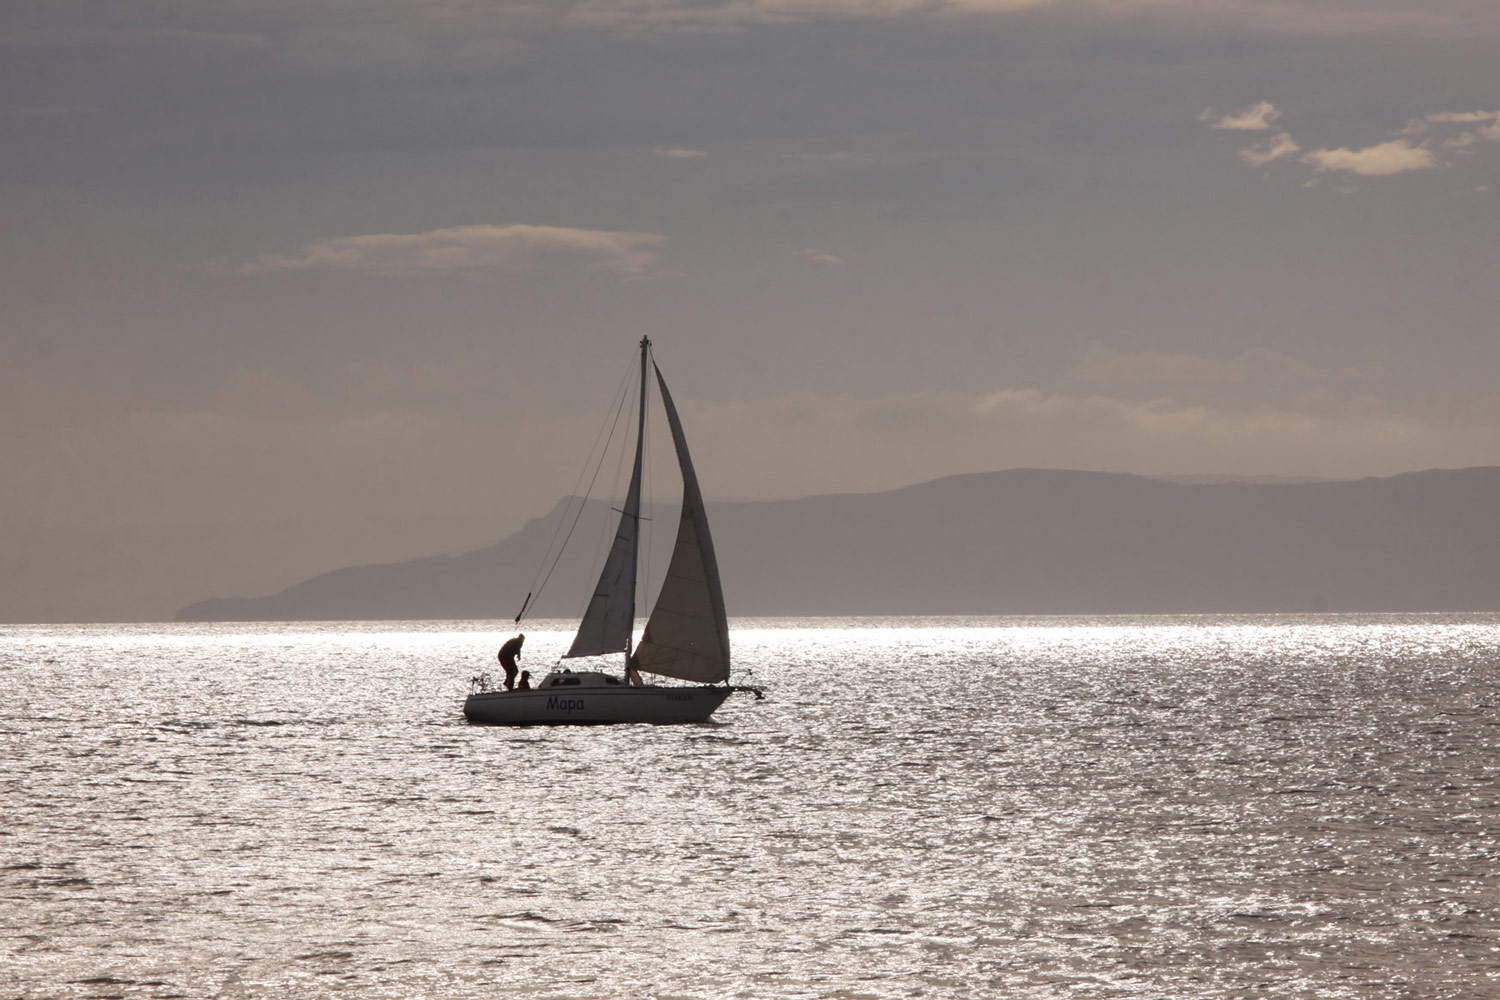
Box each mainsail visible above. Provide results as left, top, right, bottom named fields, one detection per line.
left=563, top=460, right=642, bottom=658
left=565, top=342, right=649, bottom=660
left=631, top=363, right=731, bottom=684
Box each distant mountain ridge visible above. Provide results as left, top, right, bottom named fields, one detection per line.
left=177, top=467, right=1500, bottom=621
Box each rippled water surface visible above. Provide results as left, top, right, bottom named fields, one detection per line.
left=4, top=615, right=1500, bottom=998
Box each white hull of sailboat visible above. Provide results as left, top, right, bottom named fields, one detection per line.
left=463, top=685, right=732, bottom=726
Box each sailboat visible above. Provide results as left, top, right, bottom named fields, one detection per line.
left=463, top=337, right=761, bottom=725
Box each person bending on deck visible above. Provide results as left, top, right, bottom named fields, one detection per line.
left=498, top=633, right=524, bottom=691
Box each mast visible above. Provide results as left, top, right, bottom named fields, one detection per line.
left=625, top=336, right=650, bottom=671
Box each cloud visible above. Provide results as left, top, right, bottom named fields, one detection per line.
left=796, top=248, right=844, bottom=265
left=224, top=224, right=666, bottom=277
left=561, top=0, right=1056, bottom=32
left=1425, top=110, right=1500, bottom=142
left=1239, top=132, right=1300, bottom=167
left=1302, top=139, right=1438, bottom=177
left=5, top=0, right=1497, bottom=70
left=1075, top=348, right=1317, bottom=388
left=0, top=22, right=269, bottom=52
left=1210, top=101, right=1500, bottom=182
left=1209, top=101, right=1281, bottom=131
left=655, top=146, right=707, bottom=159
left=1401, top=110, right=1500, bottom=154
left=1079, top=351, right=1241, bottom=386
left=1425, top=110, right=1500, bottom=126
left=553, top=0, right=1500, bottom=38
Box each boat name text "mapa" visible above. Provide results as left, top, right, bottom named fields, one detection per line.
left=547, top=696, right=585, bottom=712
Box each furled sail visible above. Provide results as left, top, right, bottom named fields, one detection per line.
left=632, top=364, right=730, bottom=683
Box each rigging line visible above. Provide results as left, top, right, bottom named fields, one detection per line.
left=519, top=353, right=633, bottom=615
left=534, top=372, right=632, bottom=624
left=520, top=353, right=637, bottom=622
left=579, top=366, right=639, bottom=622
left=521, top=354, right=631, bottom=597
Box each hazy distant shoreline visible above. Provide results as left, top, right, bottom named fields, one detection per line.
left=174, top=467, right=1500, bottom=623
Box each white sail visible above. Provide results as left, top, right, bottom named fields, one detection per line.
left=564, top=472, right=641, bottom=658
left=565, top=360, right=648, bottom=659
left=632, top=364, right=730, bottom=684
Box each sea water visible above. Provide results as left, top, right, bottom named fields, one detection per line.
left=3, top=615, right=1499, bottom=999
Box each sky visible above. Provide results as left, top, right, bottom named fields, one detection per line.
left=4, top=0, right=1499, bottom=621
